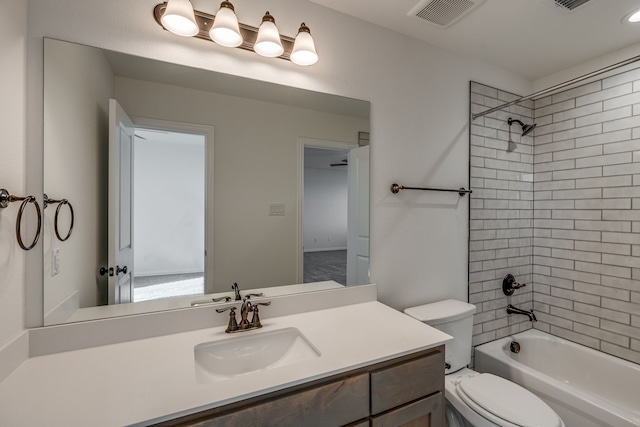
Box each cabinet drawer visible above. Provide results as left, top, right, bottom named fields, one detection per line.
left=199, top=373, right=369, bottom=427
left=371, top=393, right=443, bottom=427
left=370, top=347, right=444, bottom=415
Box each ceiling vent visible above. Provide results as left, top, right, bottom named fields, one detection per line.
left=541, top=0, right=594, bottom=12
left=408, top=0, right=485, bottom=28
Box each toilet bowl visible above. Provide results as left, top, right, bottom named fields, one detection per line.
left=405, top=299, right=565, bottom=427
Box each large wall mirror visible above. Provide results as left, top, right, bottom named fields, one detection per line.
left=43, top=38, right=370, bottom=326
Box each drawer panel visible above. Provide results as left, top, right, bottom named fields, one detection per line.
left=371, top=392, right=443, bottom=427
left=204, top=373, right=369, bottom=427
left=370, top=347, right=444, bottom=415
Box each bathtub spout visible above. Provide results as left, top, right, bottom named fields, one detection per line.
left=506, top=304, right=537, bottom=322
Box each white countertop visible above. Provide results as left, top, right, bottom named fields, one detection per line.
left=0, top=301, right=451, bottom=426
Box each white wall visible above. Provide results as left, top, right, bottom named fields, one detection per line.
left=0, top=0, right=27, bottom=347
left=14, top=0, right=534, bottom=333
left=43, top=40, right=114, bottom=311
left=304, top=167, right=348, bottom=252
left=133, top=133, right=205, bottom=276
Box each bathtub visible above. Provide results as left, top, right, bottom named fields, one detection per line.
left=475, top=329, right=640, bottom=427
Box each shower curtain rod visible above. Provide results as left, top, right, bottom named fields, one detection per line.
left=471, top=53, right=640, bottom=121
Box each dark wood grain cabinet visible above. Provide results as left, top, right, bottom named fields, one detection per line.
left=156, top=345, right=444, bottom=427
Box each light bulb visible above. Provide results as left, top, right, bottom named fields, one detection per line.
left=254, top=12, right=284, bottom=58
left=290, top=23, right=318, bottom=66
left=210, top=1, right=243, bottom=47
left=161, top=0, right=199, bottom=37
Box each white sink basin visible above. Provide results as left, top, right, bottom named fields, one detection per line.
left=194, top=327, right=321, bottom=383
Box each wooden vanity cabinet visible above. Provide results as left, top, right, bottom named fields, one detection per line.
left=370, top=347, right=444, bottom=427
left=156, top=345, right=444, bottom=427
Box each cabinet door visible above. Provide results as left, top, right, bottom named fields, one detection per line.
left=370, top=393, right=443, bottom=427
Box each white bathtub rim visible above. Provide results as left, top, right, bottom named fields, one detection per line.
left=475, top=330, right=640, bottom=427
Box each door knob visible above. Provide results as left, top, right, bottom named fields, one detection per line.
left=116, top=265, right=128, bottom=275
left=99, top=267, right=114, bottom=276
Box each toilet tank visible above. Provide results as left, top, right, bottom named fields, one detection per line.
left=404, top=299, right=476, bottom=374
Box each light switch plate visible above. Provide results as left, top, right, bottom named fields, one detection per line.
left=269, top=204, right=285, bottom=216
left=52, top=248, right=60, bottom=276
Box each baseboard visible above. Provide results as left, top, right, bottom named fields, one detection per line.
left=0, top=332, right=29, bottom=383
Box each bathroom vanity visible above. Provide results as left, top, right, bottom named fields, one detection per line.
left=0, top=299, right=450, bottom=426
left=163, top=346, right=444, bottom=426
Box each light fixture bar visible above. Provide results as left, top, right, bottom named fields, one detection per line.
left=153, top=2, right=295, bottom=60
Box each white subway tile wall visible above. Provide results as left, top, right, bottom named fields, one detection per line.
left=533, top=69, right=640, bottom=365
left=469, top=67, right=640, bottom=364
left=469, top=82, right=535, bottom=355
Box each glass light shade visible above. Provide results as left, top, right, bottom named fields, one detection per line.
left=161, top=0, right=199, bottom=37
left=210, top=2, right=243, bottom=47
left=629, top=9, right=640, bottom=22
left=254, top=13, right=284, bottom=58
left=290, top=24, right=318, bottom=66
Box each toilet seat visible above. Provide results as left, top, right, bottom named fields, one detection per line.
left=455, top=373, right=562, bottom=427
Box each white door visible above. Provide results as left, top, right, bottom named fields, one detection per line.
left=108, top=99, right=135, bottom=304
left=347, top=145, right=370, bottom=286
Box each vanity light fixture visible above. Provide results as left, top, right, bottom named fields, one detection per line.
left=291, top=23, right=318, bottom=66
left=254, top=12, right=285, bottom=58
left=160, top=0, right=199, bottom=37
left=153, top=2, right=318, bottom=66
left=209, top=1, right=242, bottom=47
left=622, top=7, right=640, bottom=23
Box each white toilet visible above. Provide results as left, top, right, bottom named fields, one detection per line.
left=404, top=299, right=565, bottom=427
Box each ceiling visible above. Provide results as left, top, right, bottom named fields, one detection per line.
left=310, top=0, right=640, bottom=80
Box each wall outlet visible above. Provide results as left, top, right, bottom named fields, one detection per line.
left=52, top=248, right=60, bottom=276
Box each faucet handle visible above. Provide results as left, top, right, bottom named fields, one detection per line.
left=254, top=301, right=271, bottom=307
left=250, top=301, right=271, bottom=328
left=244, top=293, right=264, bottom=299
left=503, top=274, right=526, bottom=296
left=216, top=306, right=239, bottom=333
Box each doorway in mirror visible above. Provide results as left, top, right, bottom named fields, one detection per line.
left=131, top=125, right=206, bottom=302
left=301, top=140, right=370, bottom=286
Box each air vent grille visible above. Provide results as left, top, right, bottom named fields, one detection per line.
left=553, top=0, right=592, bottom=11
left=409, top=0, right=484, bottom=28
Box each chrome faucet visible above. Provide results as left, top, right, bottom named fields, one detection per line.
left=216, top=297, right=271, bottom=333
left=506, top=304, right=537, bottom=322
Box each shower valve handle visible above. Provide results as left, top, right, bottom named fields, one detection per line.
left=503, top=274, right=526, bottom=296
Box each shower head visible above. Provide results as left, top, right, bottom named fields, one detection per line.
left=508, top=118, right=537, bottom=137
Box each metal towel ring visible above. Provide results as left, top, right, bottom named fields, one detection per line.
left=15, top=196, right=42, bottom=251
left=1, top=189, right=43, bottom=251
left=54, top=199, right=74, bottom=241
left=44, top=194, right=75, bottom=242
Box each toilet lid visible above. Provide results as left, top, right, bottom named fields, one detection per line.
left=457, top=373, right=562, bottom=427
